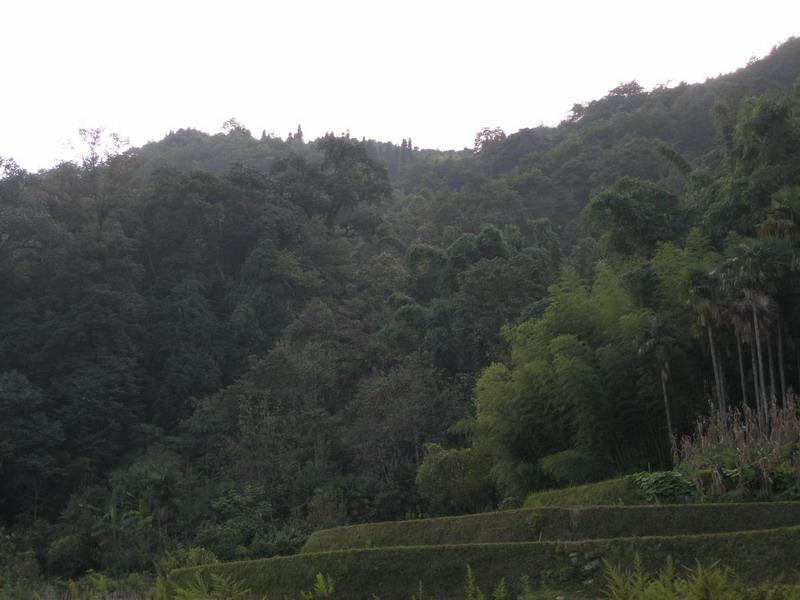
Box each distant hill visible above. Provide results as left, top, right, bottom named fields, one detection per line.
left=128, top=38, right=800, bottom=188
left=124, top=38, right=800, bottom=237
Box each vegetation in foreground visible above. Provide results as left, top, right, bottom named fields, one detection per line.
left=164, top=562, right=800, bottom=600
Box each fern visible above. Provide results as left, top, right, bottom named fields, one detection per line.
left=515, top=576, right=535, bottom=600
left=492, top=578, right=507, bottom=600
left=464, top=565, right=485, bottom=600
left=172, top=572, right=252, bottom=600
left=300, top=572, right=335, bottom=599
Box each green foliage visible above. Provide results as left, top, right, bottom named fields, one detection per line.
left=602, top=557, right=799, bottom=600
left=4, top=42, right=800, bottom=589
left=155, top=546, right=218, bottom=577
left=170, top=522, right=800, bottom=599
left=0, top=371, right=62, bottom=519
left=631, top=472, right=695, bottom=504
left=589, top=177, right=682, bottom=256
left=415, top=443, right=494, bottom=515
left=473, top=264, right=673, bottom=498
left=464, top=565, right=485, bottom=600
left=172, top=572, right=253, bottom=600
left=193, top=484, right=274, bottom=560
left=0, top=527, right=41, bottom=599
left=538, top=449, right=605, bottom=486
left=300, top=573, right=335, bottom=599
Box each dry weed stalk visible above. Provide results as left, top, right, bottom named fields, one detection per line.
left=677, top=395, right=800, bottom=497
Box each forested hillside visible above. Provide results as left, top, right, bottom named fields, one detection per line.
left=2, top=37, right=800, bottom=593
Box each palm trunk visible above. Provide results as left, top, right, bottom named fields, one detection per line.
left=767, top=329, right=777, bottom=402
left=707, top=323, right=727, bottom=417
left=751, top=343, right=764, bottom=429
left=660, top=374, right=675, bottom=464
left=752, top=302, right=769, bottom=430
left=797, top=345, right=800, bottom=392
left=777, top=311, right=786, bottom=402
left=736, top=331, right=747, bottom=406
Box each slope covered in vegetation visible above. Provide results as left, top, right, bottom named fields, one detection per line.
left=170, top=506, right=800, bottom=599
left=2, top=37, right=800, bottom=596
left=299, top=502, right=800, bottom=552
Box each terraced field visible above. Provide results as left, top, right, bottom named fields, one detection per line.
left=167, top=486, right=800, bottom=599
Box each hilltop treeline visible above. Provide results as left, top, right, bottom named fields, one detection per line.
left=1, top=38, right=800, bottom=584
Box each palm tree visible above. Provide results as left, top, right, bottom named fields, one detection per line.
left=757, top=189, right=800, bottom=402
left=687, top=269, right=727, bottom=418
left=722, top=298, right=751, bottom=408
left=718, top=239, right=791, bottom=429
left=637, top=315, right=677, bottom=463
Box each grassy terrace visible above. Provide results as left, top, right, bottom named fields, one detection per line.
left=300, top=502, right=800, bottom=552
left=169, top=522, right=800, bottom=599
left=523, top=476, right=643, bottom=507
left=167, top=479, right=800, bottom=599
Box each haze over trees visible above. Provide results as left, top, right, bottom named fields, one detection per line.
left=1, top=37, right=800, bottom=590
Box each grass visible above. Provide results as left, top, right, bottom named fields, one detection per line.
left=300, top=501, right=800, bottom=552
left=523, top=476, right=643, bottom=507
left=169, top=525, right=800, bottom=600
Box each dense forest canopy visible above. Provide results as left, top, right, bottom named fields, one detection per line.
left=2, top=37, right=800, bottom=585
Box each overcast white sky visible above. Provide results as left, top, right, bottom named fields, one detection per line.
left=1, top=0, right=798, bottom=171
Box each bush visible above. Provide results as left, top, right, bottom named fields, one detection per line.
left=631, top=471, right=695, bottom=503
left=603, top=556, right=800, bottom=599
left=306, top=487, right=348, bottom=529
left=538, top=449, right=609, bottom=486
left=416, top=444, right=495, bottom=515
left=171, top=572, right=254, bottom=600
left=193, top=484, right=273, bottom=560
left=0, top=527, right=41, bottom=599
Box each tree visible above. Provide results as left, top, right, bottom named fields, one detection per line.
left=589, top=177, right=681, bottom=256
left=636, top=315, right=677, bottom=460
left=566, top=103, right=586, bottom=123
left=719, top=238, right=794, bottom=425
left=608, top=80, right=645, bottom=97
left=222, top=118, right=250, bottom=136
left=317, top=136, right=392, bottom=223
left=686, top=268, right=727, bottom=418
left=473, top=127, right=506, bottom=153
left=416, top=444, right=494, bottom=514
left=0, top=371, right=63, bottom=520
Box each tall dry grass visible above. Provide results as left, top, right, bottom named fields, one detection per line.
left=677, top=395, right=800, bottom=497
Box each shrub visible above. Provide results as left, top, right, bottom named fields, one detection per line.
left=155, top=545, right=218, bottom=576
left=538, top=449, right=609, bottom=486
left=631, top=471, right=695, bottom=503
left=416, top=444, right=495, bottom=515
left=677, top=397, right=800, bottom=501
left=602, top=556, right=800, bottom=599
left=306, top=487, right=348, bottom=529
left=172, top=572, right=254, bottom=600
left=300, top=573, right=335, bottom=599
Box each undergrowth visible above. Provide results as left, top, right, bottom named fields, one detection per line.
left=603, top=555, right=799, bottom=599
left=166, top=561, right=800, bottom=599
left=678, top=397, right=800, bottom=501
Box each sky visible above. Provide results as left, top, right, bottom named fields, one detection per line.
left=1, top=0, right=798, bottom=171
